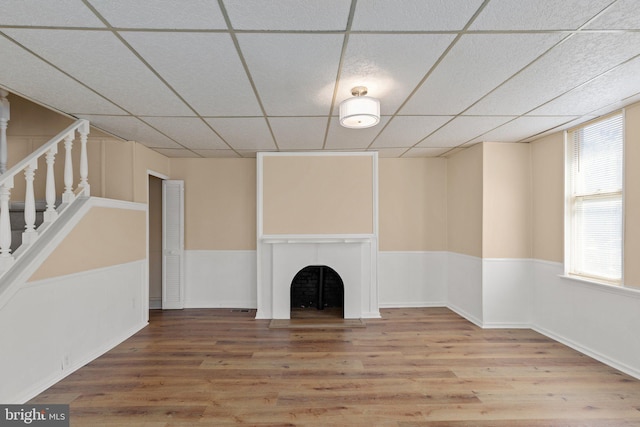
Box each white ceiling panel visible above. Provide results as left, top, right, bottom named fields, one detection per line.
left=352, top=0, right=483, bottom=31
left=531, top=56, right=640, bottom=116
left=470, top=0, right=613, bottom=30
left=269, top=117, right=327, bottom=150
left=192, top=149, right=241, bottom=158
left=78, top=115, right=182, bottom=149
left=471, top=116, right=578, bottom=143
left=88, top=0, right=227, bottom=29
left=401, top=33, right=565, bottom=115
left=153, top=148, right=200, bottom=158
left=585, top=0, right=640, bottom=30
left=370, top=116, right=452, bottom=148
left=467, top=32, right=640, bottom=115
left=205, top=118, right=276, bottom=150
left=336, top=34, right=455, bottom=115
left=238, top=34, right=343, bottom=116
left=373, top=148, right=411, bottom=158
left=223, top=0, right=351, bottom=30
left=418, top=116, right=514, bottom=148
left=121, top=32, right=261, bottom=117
left=403, top=147, right=451, bottom=157
left=325, top=116, right=391, bottom=149
left=0, top=36, right=125, bottom=115
left=142, top=117, right=228, bottom=150
left=3, top=29, right=192, bottom=116
left=0, top=0, right=105, bottom=27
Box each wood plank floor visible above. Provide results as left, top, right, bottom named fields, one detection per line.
left=30, top=308, right=640, bottom=426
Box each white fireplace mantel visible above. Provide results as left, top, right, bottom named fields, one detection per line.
left=256, top=236, right=379, bottom=319
left=256, top=152, right=380, bottom=320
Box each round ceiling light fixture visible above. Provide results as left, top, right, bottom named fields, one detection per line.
left=339, top=86, right=380, bottom=129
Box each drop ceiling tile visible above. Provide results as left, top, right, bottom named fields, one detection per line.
left=237, top=34, right=343, bottom=116
left=587, top=92, right=640, bottom=118
left=401, top=33, right=565, bottom=115
left=470, top=0, right=613, bottom=30
left=471, top=116, right=578, bottom=143
left=121, top=32, right=261, bottom=116
left=403, top=147, right=451, bottom=157
left=153, top=148, right=199, bottom=158
left=223, top=0, right=351, bottom=30
left=370, top=116, right=452, bottom=149
left=205, top=117, right=276, bottom=150
left=269, top=117, right=327, bottom=150
left=418, top=116, right=515, bottom=148
left=467, top=32, right=640, bottom=115
left=142, top=117, right=228, bottom=150
left=0, top=36, right=126, bottom=115
left=325, top=116, right=390, bottom=150
left=0, top=0, right=105, bottom=27
left=77, top=115, right=181, bottom=148
left=192, top=149, right=240, bottom=158
left=335, top=34, right=455, bottom=115
left=88, top=0, right=227, bottom=29
left=373, top=148, right=410, bottom=158
left=531, top=56, right=640, bottom=116
left=585, top=0, right=640, bottom=29
left=352, top=0, right=483, bottom=31
left=3, top=29, right=192, bottom=116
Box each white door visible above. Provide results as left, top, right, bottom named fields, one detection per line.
left=162, top=180, right=184, bottom=309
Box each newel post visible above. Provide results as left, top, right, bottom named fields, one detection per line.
left=62, top=132, right=74, bottom=203
left=0, top=89, right=9, bottom=175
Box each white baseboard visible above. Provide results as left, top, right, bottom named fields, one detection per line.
left=379, top=301, right=446, bottom=308
left=446, top=302, right=483, bottom=328
left=149, top=297, right=162, bottom=310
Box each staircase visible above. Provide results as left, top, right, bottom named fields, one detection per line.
left=0, top=118, right=91, bottom=288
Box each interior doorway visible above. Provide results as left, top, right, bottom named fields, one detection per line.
left=148, top=175, right=163, bottom=310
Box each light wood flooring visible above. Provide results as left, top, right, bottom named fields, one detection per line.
left=30, top=308, right=640, bottom=426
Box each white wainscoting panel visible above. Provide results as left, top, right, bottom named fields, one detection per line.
left=0, top=261, right=147, bottom=403
left=447, top=252, right=483, bottom=326
left=184, top=250, right=257, bottom=308
left=378, top=251, right=446, bottom=308
left=532, top=260, right=640, bottom=379
left=482, top=258, right=533, bottom=328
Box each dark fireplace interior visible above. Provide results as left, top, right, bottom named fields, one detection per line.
left=290, top=265, right=344, bottom=319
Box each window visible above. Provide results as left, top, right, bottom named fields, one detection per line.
left=566, top=113, right=623, bottom=284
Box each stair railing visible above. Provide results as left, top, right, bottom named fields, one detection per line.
left=0, top=119, right=90, bottom=274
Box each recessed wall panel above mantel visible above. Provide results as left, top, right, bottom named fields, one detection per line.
left=260, top=153, right=375, bottom=236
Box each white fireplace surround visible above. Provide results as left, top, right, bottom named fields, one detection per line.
left=256, top=236, right=380, bottom=319
left=256, top=152, right=380, bottom=320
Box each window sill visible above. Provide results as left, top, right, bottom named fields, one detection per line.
left=558, top=274, right=640, bottom=299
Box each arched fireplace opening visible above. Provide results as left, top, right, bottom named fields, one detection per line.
left=290, top=265, right=344, bottom=319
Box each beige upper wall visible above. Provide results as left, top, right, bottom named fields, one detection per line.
left=379, top=158, right=447, bottom=251
left=531, top=132, right=564, bottom=263
left=29, top=206, right=146, bottom=281
left=482, top=143, right=532, bottom=259
left=170, top=158, right=256, bottom=251
left=447, top=144, right=483, bottom=258
left=262, top=155, right=374, bottom=235
left=624, top=103, right=640, bottom=287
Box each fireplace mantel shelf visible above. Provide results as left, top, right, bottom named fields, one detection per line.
left=260, top=235, right=374, bottom=244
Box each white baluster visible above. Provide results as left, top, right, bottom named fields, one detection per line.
left=62, top=132, right=74, bottom=203
left=22, top=159, right=38, bottom=245
left=78, top=120, right=90, bottom=196
left=0, top=178, right=14, bottom=266
left=0, top=89, right=9, bottom=175
left=43, top=145, right=58, bottom=222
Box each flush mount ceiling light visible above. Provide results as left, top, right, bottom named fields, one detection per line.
left=339, top=86, right=380, bottom=129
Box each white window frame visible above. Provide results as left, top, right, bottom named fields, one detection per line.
left=564, top=111, right=625, bottom=286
